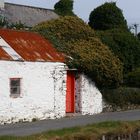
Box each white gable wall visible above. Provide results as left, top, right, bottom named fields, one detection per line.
left=75, top=74, right=102, bottom=114
left=0, top=60, right=67, bottom=124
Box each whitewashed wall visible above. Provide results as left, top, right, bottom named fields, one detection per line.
left=0, top=60, right=67, bottom=124
left=75, top=74, right=102, bottom=115
left=0, top=60, right=102, bottom=124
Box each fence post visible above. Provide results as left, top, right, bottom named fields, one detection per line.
left=129, top=134, right=132, bottom=140
left=138, top=131, right=140, bottom=140
left=102, top=135, right=105, bottom=140
left=118, top=136, right=121, bottom=140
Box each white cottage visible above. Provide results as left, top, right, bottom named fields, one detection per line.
left=0, top=29, right=102, bottom=124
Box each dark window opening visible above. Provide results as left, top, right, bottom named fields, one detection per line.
left=10, top=78, right=21, bottom=98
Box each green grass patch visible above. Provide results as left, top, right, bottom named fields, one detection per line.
left=0, top=121, right=140, bottom=140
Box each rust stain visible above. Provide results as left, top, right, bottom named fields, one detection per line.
left=0, top=29, right=64, bottom=62
left=0, top=47, right=13, bottom=60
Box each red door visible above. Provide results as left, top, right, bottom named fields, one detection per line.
left=66, top=71, right=75, bottom=113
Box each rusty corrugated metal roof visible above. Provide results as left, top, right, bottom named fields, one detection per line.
left=0, top=46, right=13, bottom=60
left=0, top=29, right=64, bottom=62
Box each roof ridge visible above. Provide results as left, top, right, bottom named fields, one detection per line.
left=5, top=2, right=55, bottom=12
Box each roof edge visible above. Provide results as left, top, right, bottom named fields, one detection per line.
left=5, top=2, right=56, bottom=13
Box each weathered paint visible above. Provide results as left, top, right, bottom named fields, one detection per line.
left=0, top=29, right=64, bottom=62
left=75, top=74, right=102, bottom=115
left=0, top=60, right=67, bottom=124
left=66, top=71, right=75, bottom=113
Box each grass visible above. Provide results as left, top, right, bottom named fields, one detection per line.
left=0, top=121, right=140, bottom=140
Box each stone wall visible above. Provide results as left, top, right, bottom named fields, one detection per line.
left=0, top=60, right=66, bottom=124
left=0, top=60, right=103, bottom=124
left=75, top=74, right=103, bottom=115
left=3, top=3, right=59, bottom=27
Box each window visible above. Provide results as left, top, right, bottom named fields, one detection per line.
left=10, top=78, right=21, bottom=97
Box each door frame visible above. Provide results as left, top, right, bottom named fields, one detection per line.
left=66, top=70, right=76, bottom=113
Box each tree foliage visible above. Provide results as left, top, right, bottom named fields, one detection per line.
left=33, top=16, right=95, bottom=51
left=125, top=67, right=140, bottom=88
left=9, top=21, right=27, bottom=30
left=0, top=16, right=8, bottom=28
left=33, top=16, right=123, bottom=88
left=54, top=0, right=75, bottom=16
left=96, top=29, right=140, bottom=73
left=88, top=2, right=127, bottom=30
left=102, top=87, right=140, bottom=107
left=67, top=39, right=123, bottom=88
left=137, top=32, right=140, bottom=41
left=0, top=15, right=28, bottom=29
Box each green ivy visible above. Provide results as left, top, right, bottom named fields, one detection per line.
left=33, top=16, right=123, bottom=88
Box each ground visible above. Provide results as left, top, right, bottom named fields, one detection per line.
left=0, top=109, right=139, bottom=136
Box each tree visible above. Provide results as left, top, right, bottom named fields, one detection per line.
left=0, top=15, right=28, bottom=29
left=137, top=32, right=140, bottom=40
left=88, top=2, right=127, bottom=30
left=0, top=16, right=8, bottom=28
left=125, top=67, right=140, bottom=88
left=9, top=21, right=26, bottom=30
left=54, top=0, right=75, bottom=16
left=96, top=29, right=140, bottom=73
left=33, top=16, right=123, bottom=88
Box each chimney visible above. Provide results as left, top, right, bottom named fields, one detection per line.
left=0, top=0, right=4, bottom=9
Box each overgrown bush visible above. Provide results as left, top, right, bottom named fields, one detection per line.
left=33, top=16, right=95, bottom=48
left=33, top=16, right=123, bottom=88
left=67, top=39, right=123, bottom=88
left=33, top=16, right=95, bottom=53
left=124, top=68, right=140, bottom=88
left=102, top=87, right=140, bottom=107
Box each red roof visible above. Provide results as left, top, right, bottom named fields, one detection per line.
left=0, top=29, right=64, bottom=62
left=0, top=47, right=13, bottom=60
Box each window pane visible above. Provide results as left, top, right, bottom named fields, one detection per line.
left=11, top=80, right=20, bottom=86
left=10, top=79, right=20, bottom=96
left=11, top=87, right=20, bottom=94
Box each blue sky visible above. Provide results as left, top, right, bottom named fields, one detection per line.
left=5, top=0, right=140, bottom=31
